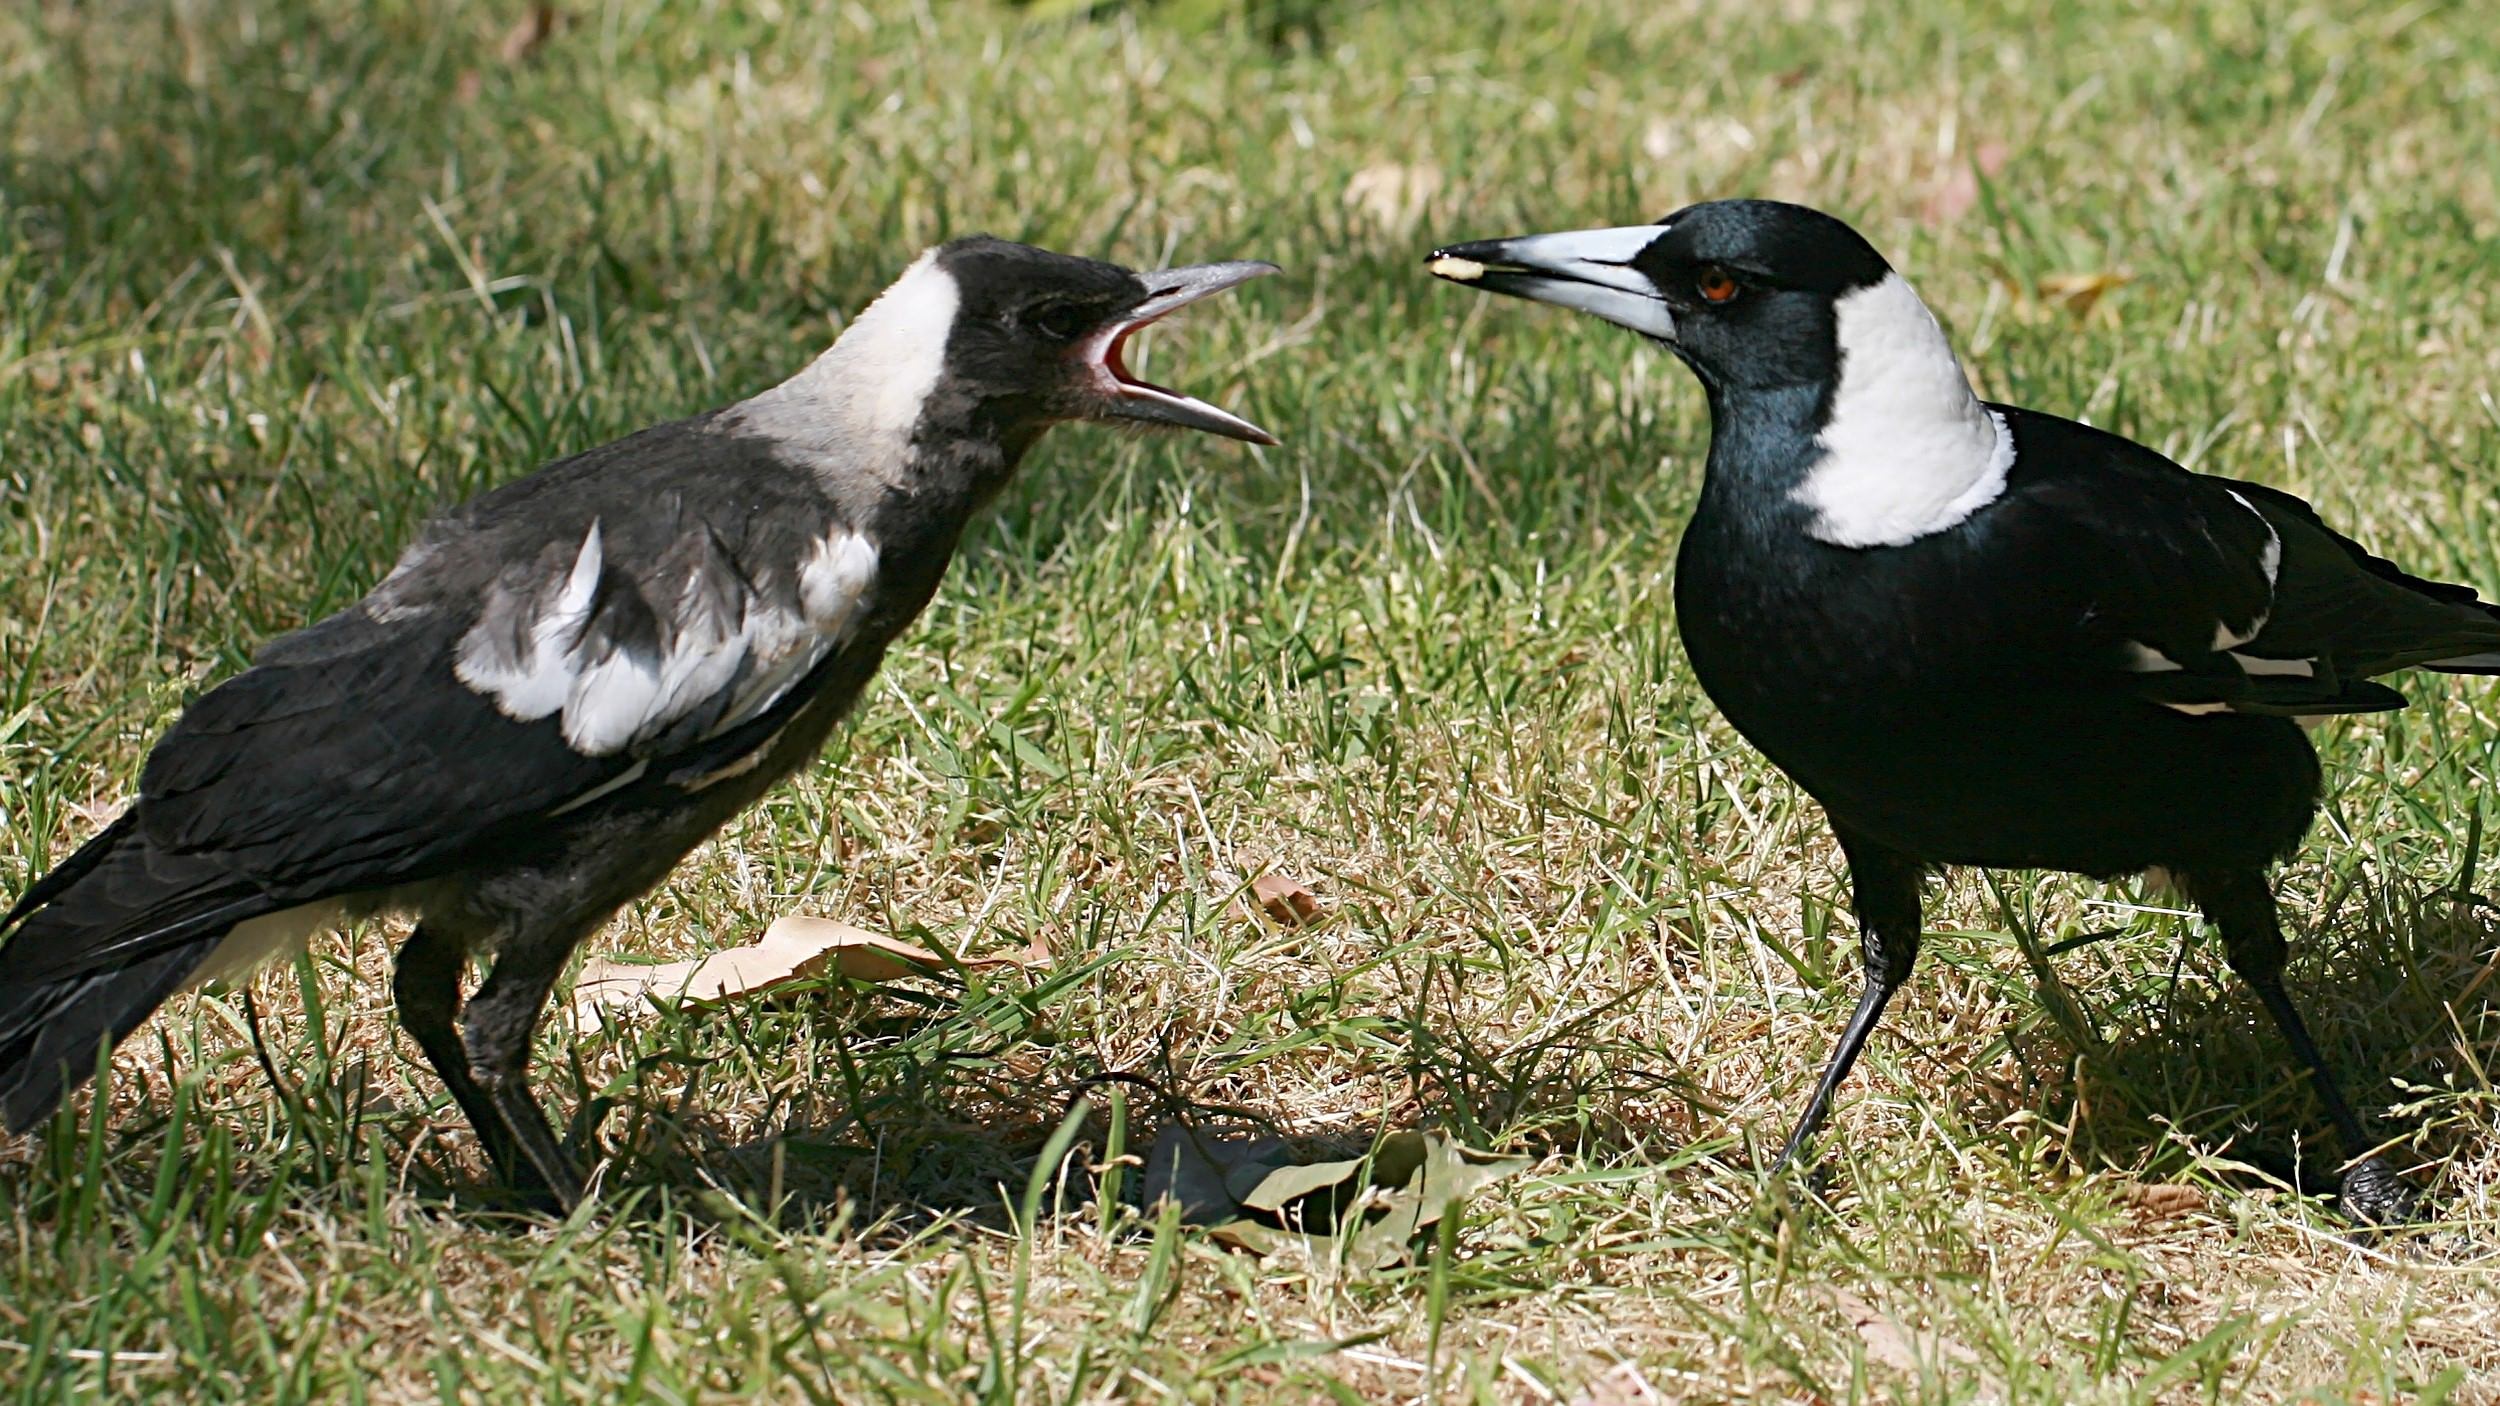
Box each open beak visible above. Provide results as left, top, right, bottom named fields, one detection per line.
left=1083, top=260, right=1281, bottom=445
left=1425, top=225, right=1677, bottom=342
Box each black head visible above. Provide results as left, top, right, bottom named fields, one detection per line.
left=922, top=236, right=1279, bottom=444
left=1426, top=200, right=1893, bottom=393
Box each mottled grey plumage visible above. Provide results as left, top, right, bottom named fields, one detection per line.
left=0, top=238, right=1277, bottom=1206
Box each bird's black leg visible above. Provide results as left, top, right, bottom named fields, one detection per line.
left=1774, top=827, right=1926, bottom=1171
left=2183, top=868, right=2416, bottom=1224
left=459, top=922, right=593, bottom=1213
left=392, top=923, right=546, bottom=1196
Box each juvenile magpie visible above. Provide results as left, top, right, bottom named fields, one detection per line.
left=0, top=237, right=1276, bottom=1209
left=1430, top=199, right=2500, bottom=1223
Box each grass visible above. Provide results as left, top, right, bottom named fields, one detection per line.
left=3, top=0, right=2499, bottom=1399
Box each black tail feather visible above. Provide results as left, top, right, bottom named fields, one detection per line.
left=0, top=941, right=221, bottom=1133
left=2424, top=651, right=2500, bottom=676
left=0, top=814, right=269, bottom=1134
left=0, top=811, right=138, bottom=936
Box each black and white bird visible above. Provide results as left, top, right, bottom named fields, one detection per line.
left=1430, top=199, right=2500, bottom=1222
left=0, top=237, right=1276, bottom=1208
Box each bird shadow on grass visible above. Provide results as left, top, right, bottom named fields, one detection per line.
left=1950, top=876, right=2500, bottom=1215
left=549, top=991, right=1665, bottom=1241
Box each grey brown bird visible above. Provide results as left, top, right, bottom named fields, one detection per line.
left=1431, top=199, right=2499, bottom=1222
left=0, top=237, right=1277, bottom=1208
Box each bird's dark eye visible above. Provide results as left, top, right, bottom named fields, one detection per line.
left=1027, top=301, right=1093, bottom=341
left=1696, top=267, right=1742, bottom=305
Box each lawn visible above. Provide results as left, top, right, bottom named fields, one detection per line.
left=4, top=0, right=2499, bottom=1400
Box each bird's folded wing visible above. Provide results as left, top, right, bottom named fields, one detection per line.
left=2011, top=458, right=2500, bottom=717
left=133, top=501, right=876, bottom=904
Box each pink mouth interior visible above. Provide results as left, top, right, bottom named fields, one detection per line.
left=1100, top=314, right=1184, bottom=398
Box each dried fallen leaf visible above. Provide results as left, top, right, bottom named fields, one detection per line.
left=2037, top=270, right=2130, bottom=322
left=1568, top=1361, right=1664, bottom=1406
left=2115, top=1180, right=2207, bottom=1219
left=570, top=914, right=1042, bottom=1028
left=499, top=4, right=558, bottom=65
left=1250, top=872, right=1322, bottom=926
left=1196, top=1130, right=1530, bottom=1271
left=1826, top=1288, right=1999, bottom=1395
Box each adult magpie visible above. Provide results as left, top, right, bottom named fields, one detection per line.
left=1429, top=199, right=2500, bottom=1223
left=0, top=237, right=1277, bottom=1209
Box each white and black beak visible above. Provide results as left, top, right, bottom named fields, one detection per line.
left=1426, top=226, right=1677, bottom=341
left=1081, top=261, right=1280, bottom=444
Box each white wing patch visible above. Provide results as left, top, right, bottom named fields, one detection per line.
left=1796, top=273, right=2015, bottom=548
left=2211, top=490, right=2280, bottom=650
left=2123, top=641, right=2182, bottom=672
left=801, top=530, right=879, bottom=635
left=456, top=521, right=882, bottom=757
left=2123, top=497, right=2308, bottom=714
left=457, top=523, right=608, bottom=721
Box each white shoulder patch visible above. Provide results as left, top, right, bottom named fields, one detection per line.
left=455, top=521, right=883, bottom=757
left=1795, top=273, right=2014, bottom=548
left=727, top=249, right=961, bottom=491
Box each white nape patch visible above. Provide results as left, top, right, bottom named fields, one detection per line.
left=2230, top=652, right=2314, bottom=677
left=2123, top=641, right=2182, bottom=673
left=1796, top=274, right=2015, bottom=547
left=193, top=902, right=344, bottom=988
left=456, top=521, right=884, bottom=758
left=727, top=249, right=962, bottom=489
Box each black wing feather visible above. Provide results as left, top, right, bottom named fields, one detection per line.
left=1988, top=406, right=2500, bottom=715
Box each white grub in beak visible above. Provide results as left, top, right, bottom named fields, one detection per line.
left=1080, top=260, right=1280, bottom=445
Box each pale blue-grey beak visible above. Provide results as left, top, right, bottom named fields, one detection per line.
left=1427, top=225, right=1677, bottom=342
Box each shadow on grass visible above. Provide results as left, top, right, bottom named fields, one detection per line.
left=1964, top=877, right=2500, bottom=1212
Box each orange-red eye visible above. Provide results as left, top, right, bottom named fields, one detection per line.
left=1697, top=268, right=1741, bottom=304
